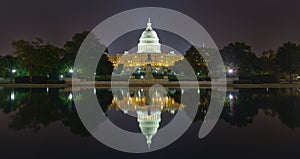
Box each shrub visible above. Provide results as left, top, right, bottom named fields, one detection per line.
left=239, top=74, right=279, bottom=84
left=14, top=76, right=65, bottom=84
left=233, top=80, right=252, bottom=84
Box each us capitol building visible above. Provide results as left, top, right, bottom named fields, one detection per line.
left=108, top=18, right=184, bottom=70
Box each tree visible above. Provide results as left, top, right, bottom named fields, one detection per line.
left=96, top=53, right=114, bottom=75
left=221, top=42, right=258, bottom=76
left=275, top=42, right=300, bottom=82
left=172, top=59, right=194, bottom=75
left=38, top=44, right=64, bottom=78
left=62, top=31, right=90, bottom=68
left=12, top=39, right=63, bottom=82
left=0, top=55, right=27, bottom=78
left=184, top=46, right=208, bottom=76
left=12, top=39, right=39, bottom=82
left=259, top=49, right=278, bottom=75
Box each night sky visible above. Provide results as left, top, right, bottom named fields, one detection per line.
left=1, top=0, right=300, bottom=55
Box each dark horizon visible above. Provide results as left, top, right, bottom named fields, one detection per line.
left=1, top=0, right=300, bottom=55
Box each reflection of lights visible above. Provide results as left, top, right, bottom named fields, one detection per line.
left=46, top=87, right=49, bottom=93
left=68, top=93, right=73, bottom=100
left=12, top=69, right=16, bottom=73
left=228, top=69, right=233, bottom=74
left=10, top=92, right=15, bottom=100
left=266, top=88, right=269, bottom=92
left=94, top=88, right=96, bottom=95
left=181, top=89, right=184, bottom=94
left=197, top=89, right=200, bottom=94
left=229, top=94, right=233, bottom=100
left=170, top=110, right=175, bottom=114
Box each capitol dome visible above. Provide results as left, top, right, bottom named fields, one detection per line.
left=137, top=18, right=161, bottom=53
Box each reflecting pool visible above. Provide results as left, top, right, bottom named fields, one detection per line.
left=0, top=87, right=300, bottom=158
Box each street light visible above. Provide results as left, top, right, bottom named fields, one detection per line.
left=10, top=69, right=16, bottom=83
left=229, top=94, right=233, bottom=100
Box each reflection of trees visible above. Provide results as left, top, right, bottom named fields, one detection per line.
left=221, top=90, right=260, bottom=127
left=0, top=88, right=91, bottom=137
left=96, top=88, right=113, bottom=114
left=262, top=89, right=300, bottom=129
left=0, top=88, right=28, bottom=113
left=9, top=89, right=63, bottom=132
left=1, top=87, right=300, bottom=135
left=193, top=88, right=300, bottom=129
left=0, top=88, right=115, bottom=136
left=221, top=89, right=300, bottom=128
left=194, top=89, right=211, bottom=121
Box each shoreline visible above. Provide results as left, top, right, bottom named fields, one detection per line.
left=0, top=81, right=299, bottom=88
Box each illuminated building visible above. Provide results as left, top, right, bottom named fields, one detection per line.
left=108, top=18, right=184, bottom=69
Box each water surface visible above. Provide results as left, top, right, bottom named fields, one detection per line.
left=0, top=87, right=300, bottom=158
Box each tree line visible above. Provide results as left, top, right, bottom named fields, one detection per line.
left=0, top=31, right=300, bottom=83
left=175, top=42, right=300, bottom=83
left=0, top=31, right=113, bottom=83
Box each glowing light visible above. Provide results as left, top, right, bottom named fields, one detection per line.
left=68, top=93, right=73, bottom=100
left=69, top=69, right=74, bottom=73
left=10, top=92, right=15, bottom=100
left=60, top=75, right=64, bottom=78
left=46, top=87, right=49, bottom=93
left=11, top=69, right=16, bottom=73
left=228, top=69, right=233, bottom=74
left=229, top=94, right=233, bottom=100
left=141, top=76, right=144, bottom=79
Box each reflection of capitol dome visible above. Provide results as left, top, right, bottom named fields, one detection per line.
left=137, top=18, right=161, bottom=53
left=137, top=110, right=161, bottom=149
left=109, top=88, right=185, bottom=148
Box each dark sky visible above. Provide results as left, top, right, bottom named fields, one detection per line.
left=1, top=0, right=300, bottom=55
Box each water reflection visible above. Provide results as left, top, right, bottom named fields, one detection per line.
left=0, top=88, right=90, bottom=136
left=110, top=87, right=185, bottom=147
left=0, top=87, right=300, bottom=139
